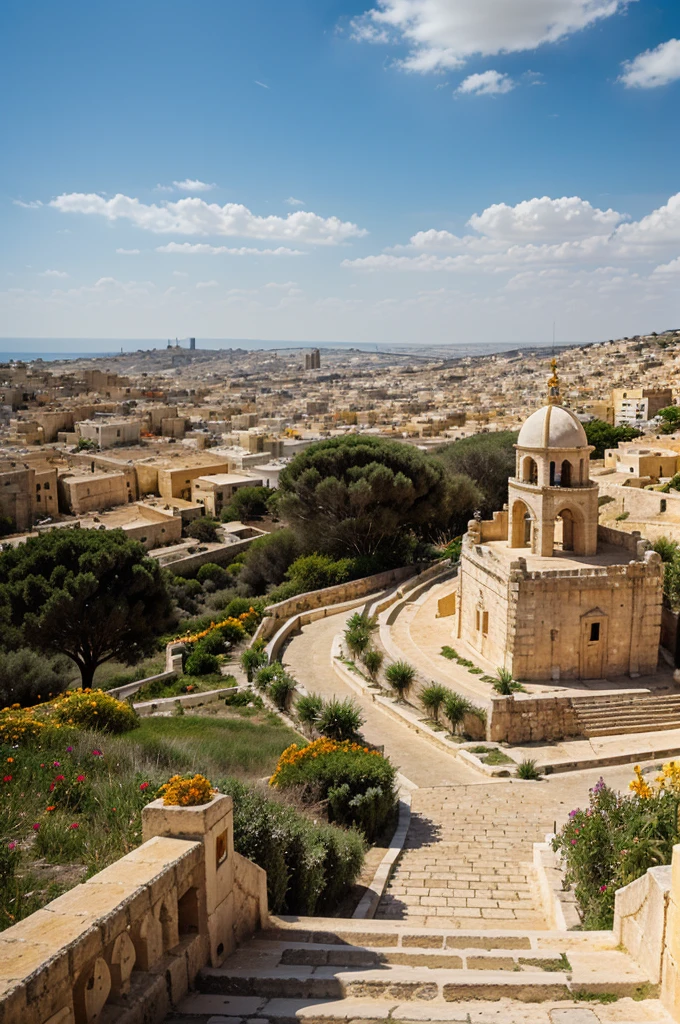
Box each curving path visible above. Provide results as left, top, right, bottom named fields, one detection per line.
left=281, top=607, right=484, bottom=788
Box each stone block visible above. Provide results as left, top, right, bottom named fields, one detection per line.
left=207, top=893, right=235, bottom=967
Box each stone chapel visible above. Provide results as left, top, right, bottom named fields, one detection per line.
left=450, top=361, right=664, bottom=682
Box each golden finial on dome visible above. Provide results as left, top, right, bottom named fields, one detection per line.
left=547, top=357, right=561, bottom=405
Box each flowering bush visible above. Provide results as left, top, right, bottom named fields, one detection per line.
left=0, top=705, right=49, bottom=745
left=174, top=610, right=255, bottom=646
left=553, top=766, right=680, bottom=929
left=270, top=738, right=396, bottom=842
left=157, top=773, right=214, bottom=806
left=51, top=690, right=138, bottom=734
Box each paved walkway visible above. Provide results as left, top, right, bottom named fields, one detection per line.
left=281, top=608, right=484, bottom=788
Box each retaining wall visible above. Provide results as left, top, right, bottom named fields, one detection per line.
left=0, top=793, right=267, bottom=1024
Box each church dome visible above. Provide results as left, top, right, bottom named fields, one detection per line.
left=517, top=404, right=588, bottom=449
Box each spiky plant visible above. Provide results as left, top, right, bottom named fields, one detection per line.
left=362, top=647, right=384, bottom=681
left=385, top=661, right=416, bottom=701
left=420, top=683, right=449, bottom=723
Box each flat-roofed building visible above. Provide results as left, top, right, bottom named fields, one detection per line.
left=77, top=419, right=142, bottom=448
left=191, top=473, right=263, bottom=517
left=57, top=470, right=130, bottom=515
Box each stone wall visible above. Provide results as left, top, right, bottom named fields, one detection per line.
left=455, top=538, right=510, bottom=670
left=613, top=843, right=680, bottom=1020
left=488, top=693, right=580, bottom=744
left=597, top=522, right=648, bottom=556
left=0, top=794, right=267, bottom=1024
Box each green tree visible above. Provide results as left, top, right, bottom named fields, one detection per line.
left=657, top=406, right=680, bottom=435
left=186, top=517, right=220, bottom=542
left=277, top=436, right=470, bottom=562
left=0, top=649, right=73, bottom=707
left=220, top=486, right=273, bottom=523
left=238, top=529, right=302, bottom=595
left=285, top=553, right=354, bottom=593
left=583, top=419, right=644, bottom=459
left=434, top=431, right=518, bottom=518
left=0, top=528, right=173, bottom=688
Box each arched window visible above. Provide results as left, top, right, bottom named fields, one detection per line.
left=549, top=461, right=556, bottom=486
left=561, top=460, right=572, bottom=487
left=523, top=457, right=538, bottom=484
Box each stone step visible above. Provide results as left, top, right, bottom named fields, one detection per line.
left=168, top=992, right=672, bottom=1024
left=575, top=714, right=680, bottom=728
left=583, top=721, right=680, bottom=737
left=574, top=702, right=680, bottom=715
left=572, top=694, right=680, bottom=706
left=195, top=953, right=652, bottom=1003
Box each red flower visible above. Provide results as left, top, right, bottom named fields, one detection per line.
left=45, top=806, right=56, bottom=812
left=54, top=775, right=65, bottom=782
left=49, top=783, right=55, bottom=792
left=32, top=823, right=40, bottom=832
left=91, top=749, right=103, bottom=757
left=69, top=822, right=79, bottom=830
left=52, top=762, right=61, bottom=768
left=139, top=782, right=149, bottom=791
left=3, top=775, right=12, bottom=782
left=76, top=775, right=86, bottom=783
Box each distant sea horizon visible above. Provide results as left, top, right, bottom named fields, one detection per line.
left=0, top=336, right=578, bottom=363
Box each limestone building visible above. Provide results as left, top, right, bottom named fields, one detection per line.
left=451, top=363, right=663, bottom=682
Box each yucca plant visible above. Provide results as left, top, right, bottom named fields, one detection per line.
left=317, top=697, right=364, bottom=741
left=385, top=660, right=416, bottom=701
left=420, top=683, right=449, bottom=723
left=653, top=536, right=680, bottom=563
left=241, top=645, right=268, bottom=682
left=443, top=691, right=474, bottom=734
left=295, top=692, right=324, bottom=729
left=269, top=672, right=297, bottom=711
left=493, top=666, right=525, bottom=695
left=362, top=647, right=384, bottom=681
left=515, top=758, right=542, bottom=781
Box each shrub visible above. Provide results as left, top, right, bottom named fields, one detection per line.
left=218, top=620, right=246, bottom=645
left=0, top=705, right=49, bottom=745
left=52, top=689, right=138, bottom=733
left=653, top=537, right=680, bottom=564
left=270, top=738, right=396, bottom=842
left=184, top=648, right=221, bottom=677
left=197, top=563, right=230, bottom=589
left=157, top=773, right=214, bottom=806
left=285, top=553, right=354, bottom=593
left=223, top=690, right=264, bottom=709
left=493, top=667, right=525, bottom=695
left=420, top=683, right=449, bottom=723
left=344, top=613, right=376, bottom=659
left=255, top=664, right=280, bottom=692
left=443, top=691, right=473, bottom=734
left=186, top=517, right=220, bottom=543
left=317, top=698, right=364, bottom=741
left=241, top=646, right=268, bottom=682
left=198, top=631, right=225, bottom=656
left=385, top=660, right=416, bottom=701
left=552, top=767, right=680, bottom=929
left=362, top=648, right=384, bottom=681
left=295, top=693, right=324, bottom=728
left=221, top=778, right=365, bottom=915
left=0, top=650, right=72, bottom=708
left=515, top=758, right=542, bottom=780
left=269, top=673, right=297, bottom=711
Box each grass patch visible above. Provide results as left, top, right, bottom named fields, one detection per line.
left=519, top=953, right=571, bottom=973
left=467, top=745, right=514, bottom=766
left=133, top=673, right=236, bottom=702
left=94, top=656, right=168, bottom=690
left=573, top=991, right=619, bottom=1004
left=117, top=712, right=300, bottom=779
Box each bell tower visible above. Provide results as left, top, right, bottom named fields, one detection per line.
left=507, top=360, right=599, bottom=557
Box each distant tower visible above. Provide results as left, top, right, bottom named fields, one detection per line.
left=305, top=348, right=320, bottom=370
left=189, top=337, right=196, bottom=351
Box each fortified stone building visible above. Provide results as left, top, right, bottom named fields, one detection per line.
left=452, top=362, right=664, bottom=682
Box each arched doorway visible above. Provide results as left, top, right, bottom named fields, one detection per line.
left=510, top=498, right=533, bottom=549
left=522, top=457, right=538, bottom=484
left=554, top=506, right=585, bottom=554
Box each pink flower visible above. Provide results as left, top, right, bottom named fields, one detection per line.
left=571, top=839, right=577, bottom=845
left=69, top=822, right=79, bottom=830
left=139, top=782, right=149, bottom=791
left=7, top=841, right=16, bottom=851
left=32, top=823, right=40, bottom=832
left=66, top=746, right=73, bottom=753
left=52, top=762, right=61, bottom=768
left=600, top=885, right=607, bottom=892
left=91, top=749, right=103, bottom=757
left=76, top=775, right=86, bottom=783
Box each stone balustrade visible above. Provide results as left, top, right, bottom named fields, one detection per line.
left=0, top=794, right=267, bottom=1024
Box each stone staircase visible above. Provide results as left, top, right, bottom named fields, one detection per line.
left=572, top=692, right=680, bottom=737
left=169, top=917, right=667, bottom=1024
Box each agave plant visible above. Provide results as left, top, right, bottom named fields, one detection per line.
left=443, top=691, right=474, bottom=734
left=317, top=697, right=364, bottom=741
left=362, top=647, right=384, bottom=681
left=420, top=683, right=449, bottom=723
left=385, top=661, right=416, bottom=701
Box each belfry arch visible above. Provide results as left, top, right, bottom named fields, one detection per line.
left=510, top=498, right=534, bottom=550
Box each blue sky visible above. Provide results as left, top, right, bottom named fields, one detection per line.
left=2, top=0, right=680, bottom=347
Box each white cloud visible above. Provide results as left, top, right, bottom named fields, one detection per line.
left=351, top=0, right=631, bottom=73
left=457, top=71, right=514, bottom=95
left=344, top=191, right=680, bottom=273
left=285, top=197, right=305, bottom=207
left=41, top=269, right=68, bottom=278
left=468, top=195, right=625, bottom=241
left=620, top=38, right=680, bottom=89
left=49, top=192, right=367, bottom=246
left=116, top=248, right=140, bottom=255
left=154, top=183, right=175, bottom=193
left=653, top=257, right=680, bottom=275
left=172, top=270, right=189, bottom=277
left=13, top=199, right=43, bottom=209
left=172, top=178, right=216, bottom=192
left=196, top=280, right=219, bottom=289
left=155, top=242, right=305, bottom=256
left=254, top=80, right=270, bottom=89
